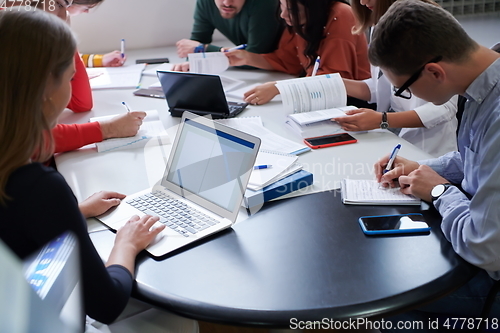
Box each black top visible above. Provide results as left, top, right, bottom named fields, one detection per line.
left=0, top=163, right=132, bottom=324
left=89, top=190, right=478, bottom=327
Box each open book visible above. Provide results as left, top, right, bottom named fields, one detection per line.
left=275, top=73, right=348, bottom=114
left=89, top=110, right=169, bottom=152
left=276, top=74, right=359, bottom=138
left=341, top=179, right=421, bottom=205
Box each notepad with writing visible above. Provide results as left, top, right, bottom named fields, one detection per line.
left=341, top=179, right=420, bottom=205
left=89, top=110, right=169, bottom=152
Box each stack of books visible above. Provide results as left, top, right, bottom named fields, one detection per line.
left=243, top=150, right=313, bottom=209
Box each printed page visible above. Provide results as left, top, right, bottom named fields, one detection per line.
left=288, top=106, right=356, bottom=125
left=142, top=63, right=174, bottom=77
left=87, top=63, right=146, bottom=90
left=217, top=117, right=309, bottom=155
left=342, top=179, right=420, bottom=205
left=276, top=73, right=347, bottom=114
left=188, top=52, right=229, bottom=74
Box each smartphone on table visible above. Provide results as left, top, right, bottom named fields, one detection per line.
left=304, top=133, right=357, bottom=149
left=358, top=213, right=431, bottom=235
left=135, top=57, right=170, bottom=64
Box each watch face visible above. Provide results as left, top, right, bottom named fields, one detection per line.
left=431, top=184, right=446, bottom=198
left=380, top=122, right=389, bottom=129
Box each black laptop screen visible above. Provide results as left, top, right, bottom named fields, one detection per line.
left=158, top=71, right=229, bottom=114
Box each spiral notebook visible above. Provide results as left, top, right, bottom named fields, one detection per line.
left=247, top=150, right=302, bottom=190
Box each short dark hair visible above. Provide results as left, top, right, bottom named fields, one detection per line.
left=369, top=0, right=478, bottom=75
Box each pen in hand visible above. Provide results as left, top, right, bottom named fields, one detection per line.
left=383, top=143, right=401, bottom=174
left=311, top=56, right=320, bottom=77
left=121, top=101, right=131, bottom=113
left=226, top=44, right=247, bottom=52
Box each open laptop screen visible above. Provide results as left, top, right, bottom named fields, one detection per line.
left=165, top=118, right=256, bottom=212
left=158, top=71, right=229, bottom=114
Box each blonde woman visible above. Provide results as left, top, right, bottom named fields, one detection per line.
left=0, top=9, right=164, bottom=325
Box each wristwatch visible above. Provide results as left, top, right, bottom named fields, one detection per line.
left=380, top=111, right=389, bottom=129
left=431, top=183, right=453, bottom=202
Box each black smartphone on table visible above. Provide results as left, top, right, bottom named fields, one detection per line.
left=304, top=133, right=357, bottom=149
left=358, top=213, right=431, bottom=235
left=135, top=58, right=170, bottom=64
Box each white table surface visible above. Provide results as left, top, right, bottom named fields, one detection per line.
left=55, top=46, right=433, bottom=230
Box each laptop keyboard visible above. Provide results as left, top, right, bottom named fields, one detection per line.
left=126, top=191, right=220, bottom=237
left=228, top=104, right=244, bottom=114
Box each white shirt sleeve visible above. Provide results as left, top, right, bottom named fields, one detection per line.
left=363, top=77, right=377, bottom=104
left=413, top=95, right=458, bottom=129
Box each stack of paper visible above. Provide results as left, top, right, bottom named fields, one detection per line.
left=87, top=63, right=146, bottom=90
left=216, top=116, right=310, bottom=155
left=89, top=110, right=170, bottom=152
left=247, top=150, right=301, bottom=191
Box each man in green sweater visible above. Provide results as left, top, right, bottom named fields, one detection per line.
left=173, top=0, right=281, bottom=71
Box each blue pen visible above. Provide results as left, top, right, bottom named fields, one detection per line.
left=226, top=44, right=247, bottom=52
left=383, top=144, right=401, bottom=174
left=121, top=39, right=125, bottom=59
left=311, top=56, right=320, bottom=76
left=253, top=165, right=272, bottom=170
left=121, top=101, right=131, bottom=113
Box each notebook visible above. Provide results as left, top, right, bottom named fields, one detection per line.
left=87, top=63, right=146, bottom=90
left=96, top=112, right=261, bottom=257
left=341, top=179, right=421, bottom=205
left=247, top=150, right=300, bottom=190
left=89, top=110, right=170, bottom=152
left=157, top=71, right=248, bottom=119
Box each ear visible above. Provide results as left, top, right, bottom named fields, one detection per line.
left=423, top=63, right=446, bottom=83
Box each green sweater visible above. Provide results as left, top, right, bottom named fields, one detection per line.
left=190, top=0, right=281, bottom=53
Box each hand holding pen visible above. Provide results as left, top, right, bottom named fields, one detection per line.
left=224, top=44, right=247, bottom=52
left=375, top=144, right=420, bottom=188
left=98, top=102, right=147, bottom=139
left=383, top=143, right=401, bottom=174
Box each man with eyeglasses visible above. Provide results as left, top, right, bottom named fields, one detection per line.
left=370, top=0, right=500, bottom=330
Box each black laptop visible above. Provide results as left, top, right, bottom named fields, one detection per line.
left=157, top=71, right=248, bottom=119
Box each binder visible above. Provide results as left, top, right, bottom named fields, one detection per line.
left=243, top=170, right=313, bottom=209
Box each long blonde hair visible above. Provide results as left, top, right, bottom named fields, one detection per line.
left=0, top=10, right=76, bottom=205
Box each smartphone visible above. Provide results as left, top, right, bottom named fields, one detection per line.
left=133, top=88, right=165, bottom=99
left=358, top=213, right=431, bottom=235
left=135, top=57, right=170, bottom=64
left=304, top=133, right=357, bottom=149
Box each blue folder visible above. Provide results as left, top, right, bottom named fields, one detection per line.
left=244, top=170, right=313, bottom=209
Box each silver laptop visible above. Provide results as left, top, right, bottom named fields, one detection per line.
left=97, top=112, right=261, bottom=257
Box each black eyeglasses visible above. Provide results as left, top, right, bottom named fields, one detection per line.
left=393, top=56, right=443, bottom=99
